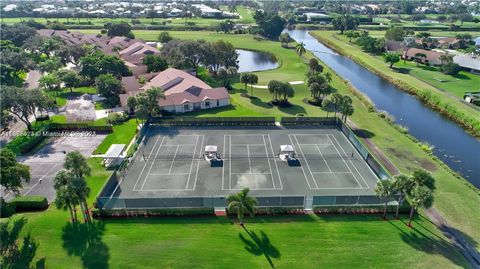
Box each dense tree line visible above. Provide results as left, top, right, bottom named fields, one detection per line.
left=253, top=10, right=286, bottom=40
left=160, top=39, right=238, bottom=73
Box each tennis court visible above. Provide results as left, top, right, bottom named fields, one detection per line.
left=104, top=125, right=382, bottom=209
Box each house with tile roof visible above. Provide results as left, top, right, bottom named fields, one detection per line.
left=120, top=68, right=230, bottom=114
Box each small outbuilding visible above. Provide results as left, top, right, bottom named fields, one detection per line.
left=102, top=144, right=126, bottom=168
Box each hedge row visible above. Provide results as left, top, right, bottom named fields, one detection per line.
left=151, top=116, right=276, bottom=126
left=313, top=205, right=411, bottom=215
left=280, top=116, right=337, bottom=126
left=91, top=207, right=214, bottom=218
left=1, top=196, right=49, bottom=217
left=49, top=123, right=113, bottom=133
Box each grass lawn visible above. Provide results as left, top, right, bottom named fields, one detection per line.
left=9, top=161, right=469, bottom=269
left=366, top=30, right=480, bottom=39
left=0, top=9, right=256, bottom=28
left=3, top=30, right=480, bottom=268
left=393, top=61, right=480, bottom=98
left=94, top=118, right=138, bottom=154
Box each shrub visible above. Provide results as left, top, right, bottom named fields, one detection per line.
left=0, top=198, right=15, bottom=218
left=418, top=141, right=434, bottom=154
left=131, top=19, right=141, bottom=25
left=10, top=195, right=48, bottom=212
left=106, top=113, right=130, bottom=125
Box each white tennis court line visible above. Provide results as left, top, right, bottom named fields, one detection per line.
left=292, top=134, right=320, bottom=189
left=229, top=135, right=232, bottom=189
left=262, top=135, right=277, bottom=189
left=329, top=134, right=370, bottom=189
left=324, top=135, right=363, bottom=189
left=288, top=134, right=314, bottom=190
left=132, top=134, right=163, bottom=191
left=247, top=144, right=252, bottom=174
left=140, top=136, right=167, bottom=191
left=314, top=144, right=333, bottom=173
left=149, top=173, right=190, bottom=176
left=267, top=134, right=284, bottom=190
left=226, top=134, right=277, bottom=191
left=167, top=145, right=180, bottom=174
left=185, top=135, right=200, bottom=191
left=222, top=134, right=226, bottom=190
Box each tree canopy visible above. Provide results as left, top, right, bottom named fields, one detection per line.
left=0, top=148, right=31, bottom=195
left=96, top=74, right=122, bottom=107
left=253, top=10, right=286, bottom=39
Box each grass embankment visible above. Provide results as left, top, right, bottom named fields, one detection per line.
left=310, top=31, right=480, bottom=137
left=4, top=31, right=480, bottom=268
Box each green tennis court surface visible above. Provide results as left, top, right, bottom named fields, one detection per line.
left=99, top=125, right=383, bottom=209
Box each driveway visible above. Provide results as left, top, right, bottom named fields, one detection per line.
left=1, top=133, right=107, bottom=203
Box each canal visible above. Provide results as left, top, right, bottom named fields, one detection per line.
left=287, top=30, right=480, bottom=187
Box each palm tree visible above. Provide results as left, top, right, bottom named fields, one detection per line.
left=64, top=151, right=91, bottom=179
left=227, top=188, right=258, bottom=226
left=70, top=177, right=91, bottom=223
left=407, top=185, right=432, bottom=227
left=296, top=42, right=306, bottom=60
left=54, top=170, right=78, bottom=222
left=391, top=174, right=414, bottom=219
left=411, top=169, right=435, bottom=191
left=375, top=180, right=392, bottom=219
left=324, top=72, right=332, bottom=84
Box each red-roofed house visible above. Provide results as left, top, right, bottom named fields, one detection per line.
left=120, top=68, right=230, bottom=113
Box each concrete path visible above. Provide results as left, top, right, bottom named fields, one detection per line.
left=23, top=70, right=41, bottom=90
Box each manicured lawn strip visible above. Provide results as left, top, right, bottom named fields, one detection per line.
left=310, top=31, right=480, bottom=135
left=366, top=30, right=480, bottom=38
left=95, top=118, right=138, bottom=154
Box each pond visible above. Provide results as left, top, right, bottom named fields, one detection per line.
left=236, top=49, right=279, bottom=73
left=287, top=29, right=480, bottom=188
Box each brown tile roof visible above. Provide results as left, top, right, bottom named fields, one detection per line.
left=403, top=48, right=443, bottom=61
left=141, top=68, right=211, bottom=94
left=119, top=42, right=160, bottom=57
left=158, top=87, right=230, bottom=106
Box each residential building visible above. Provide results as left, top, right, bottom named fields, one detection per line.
left=402, top=48, right=444, bottom=66
left=120, top=68, right=230, bottom=114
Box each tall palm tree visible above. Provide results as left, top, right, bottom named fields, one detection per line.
left=54, top=170, right=78, bottom=222
left=229, top=4, right=237, bottom=14
left=391, top=174, right=414, bottom=219
left=407, top=185, right=432, bottom=227
left=296, top=42, right=306, bottom=60
left=64, top=151, right=91, bottom=179
left=70, top=177, right=91, bottom=223
left=324, top=72, right=332, bottom=84
left=375, top=180, right=392, bottom=219
left=227, top=188, right=258, bottom=226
